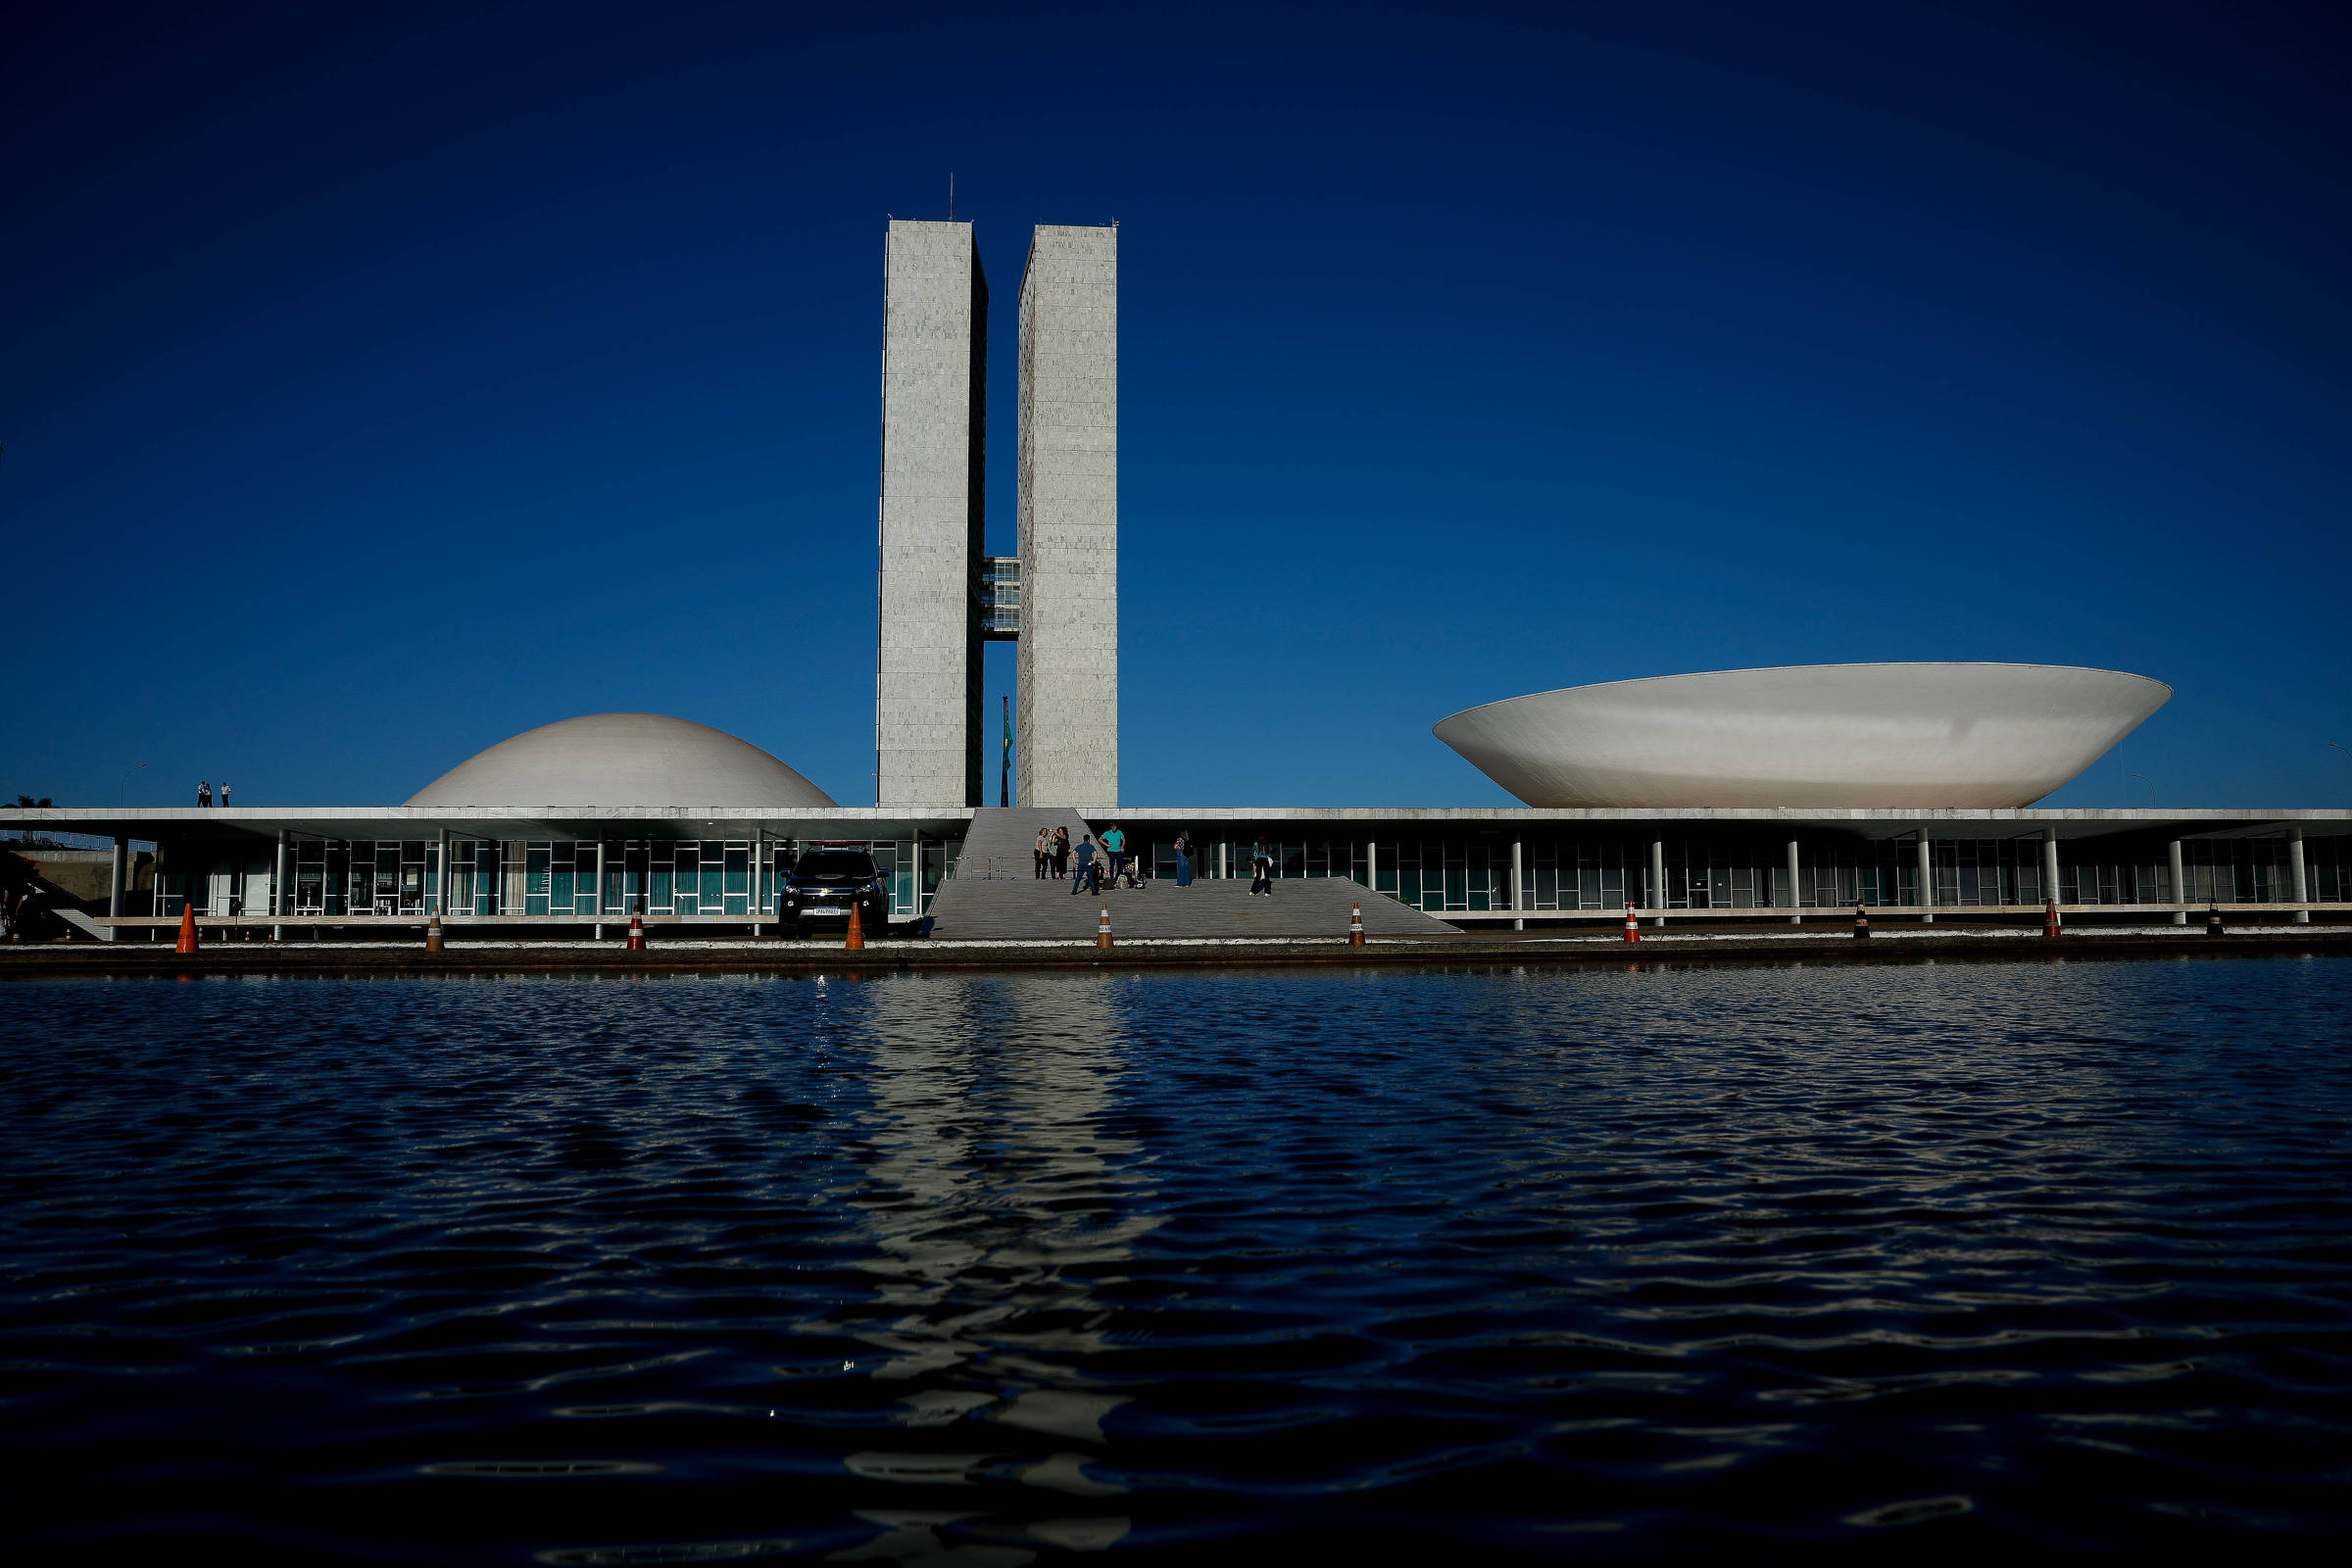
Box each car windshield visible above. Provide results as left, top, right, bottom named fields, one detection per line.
left=793, top=851, right=876, bottom=880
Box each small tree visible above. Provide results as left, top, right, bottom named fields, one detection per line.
left=14, top=795, right=53, bottom=808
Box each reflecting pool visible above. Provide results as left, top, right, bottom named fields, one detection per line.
left=2, top=958, right=2347, bottom=1559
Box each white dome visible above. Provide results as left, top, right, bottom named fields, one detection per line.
left=1435, top=663, right=2171, bottom=808
left=406, top=713, right=837, bottom=808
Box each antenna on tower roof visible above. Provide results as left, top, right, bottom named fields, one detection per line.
left=948, top=172, right=955, bottom=221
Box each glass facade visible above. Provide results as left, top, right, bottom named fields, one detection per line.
left=2175, top=837, right=2314, bottom=905
left=155, top=837, right=958, bottom=919
left=1131, top=829, right=2348, bottom=915
left=134, top=825, right=2347, bottom=920
left=295, top=838, right=435, bottom=915
left=979, top=557, right=1021, bottom=640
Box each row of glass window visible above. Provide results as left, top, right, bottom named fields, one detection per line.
left=145, top=831, right=2347, bottom=916
left=158, top=838, right=958, bottom=918
left=1117, top=834, right=2346, bottom=911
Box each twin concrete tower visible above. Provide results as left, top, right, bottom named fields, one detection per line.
left=875, top=219, right=1117, bottom=808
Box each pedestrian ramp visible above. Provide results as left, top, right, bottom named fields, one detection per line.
left=52, top=907, right=114, bottom=942
left=924, top=808, right=1457, bottom=941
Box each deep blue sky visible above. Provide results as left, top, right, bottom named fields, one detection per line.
left=5, top=1, right=2348, bottom=809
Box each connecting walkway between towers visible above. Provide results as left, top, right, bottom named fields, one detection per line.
left=923, top=808, right=1458, bottom=941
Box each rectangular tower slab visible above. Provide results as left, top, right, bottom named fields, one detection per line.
left=1015, top=223, right=1118, bottom=807
left=876, top=219, right=987, bottom=807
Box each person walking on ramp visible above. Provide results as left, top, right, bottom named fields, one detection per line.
left=1250, top=837, right=1275, bottom=897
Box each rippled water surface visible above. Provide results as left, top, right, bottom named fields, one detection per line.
left=4, top=958, right=2349, bottom=1560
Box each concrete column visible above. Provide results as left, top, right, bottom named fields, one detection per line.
left=2168, top=838, right=2187, bottom=925
left=1511, top=839, right=1523, bottom=931
left=593, top=839, right=607, bottom=940
left=436, top=829, right=451, bottom=917
left=1786, top=839, right=1801, bottom=924
left=271, top=829, right=288, bottom=941
left=2289, top=828, right=2309, bottom=924
left=1366, top=840, right=1378, bottom=897
left=1219, top=841, right=1230, bottom=881
left=2043, top=829, right=2061, bottom=915
left=93, top=833, right=124, bottom=944
left=1918, top=836, right=1935, bottom=923
left=1649, top=839, right=1666, bottom=927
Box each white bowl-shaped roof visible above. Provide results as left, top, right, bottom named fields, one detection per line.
left=1434, top=662, right=2171, bottom=808
left=406, top=712, right=838, bottom=808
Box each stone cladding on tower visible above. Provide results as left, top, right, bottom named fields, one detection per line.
left=1014, top=224, right=1118, bottom=807
left=876, top=219, right=987, bottom=807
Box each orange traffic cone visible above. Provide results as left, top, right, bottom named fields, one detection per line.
left=846, top=903, right=865, bottom=951
left=425, top=914, right=444, bottom=953
left=2042, top=899, right=2061, bottom=939
left=1097, top=904, right=1113, bottom=950
left=1623, top=902, right=1640, bottom=944
left=174, top=903, right=198, bottom=955
left=626, top=906, right=646, bottom=952
left=1348, top=903, right=1365, bottom=947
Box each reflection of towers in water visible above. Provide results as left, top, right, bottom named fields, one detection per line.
left=847, top=973, right=1157, bottom=1421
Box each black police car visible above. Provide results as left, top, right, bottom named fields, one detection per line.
left=780, top=848, right=890, bottom=936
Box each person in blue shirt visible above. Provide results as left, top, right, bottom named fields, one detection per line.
left=1070, top=835, right=1100, bottom=896
left=1102, top=824, right=1127, bottom=887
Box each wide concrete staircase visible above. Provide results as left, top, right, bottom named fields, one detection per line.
left=923, top=808, right=1458, bottom=941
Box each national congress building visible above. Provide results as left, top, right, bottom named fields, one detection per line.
left=5, top=220, right=2345, bottom=939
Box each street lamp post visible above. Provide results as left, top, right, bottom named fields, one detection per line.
left=119, top=761, right=147, bottom=808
